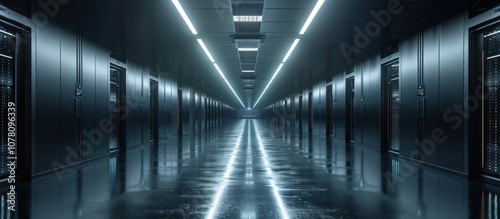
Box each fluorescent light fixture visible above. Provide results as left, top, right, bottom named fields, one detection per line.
left=213, top=63, right=226, bottom=79
left=233, top=16, right=262, bottom=22
left=172, top=0, right=198, bottom=35
left=215, top=64, right=245, bottom=107
left=282, top=39, right=300, bottom=63
left=299, top=0, right=325, bottom=35
left=197, top=39, right=215, bottom=63
left=253, top=63, right=284, bottom=107
left=223, top=78, right=246, bottom=107
left=242, top=70, right=255, bottom=73
left=172, top=0, right=246, bottom=108
left=272, top=63, right=284, bottom=79
left=238, top=48, right=259, bottom=52
left=253, top=0, right=325, bottom=108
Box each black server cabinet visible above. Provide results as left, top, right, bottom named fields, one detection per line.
left=484, top=29, right=500, bottom=175
left=0, top=23, right=17, bottom=180
left=308, top=91, right=313, bottom=133
left=381, top=61, right=401, bottom=153
left=0, top=19, right=30, bottom=182
left=298, top=95, right=303, bottom=130
left=471, top=20, right=500, bottom=180
left=109, top=65, right=126, bottom=152
left=150, top=80, right=159, bottom=142
left=109, top=66, right=120, bottom=151
left=346, top=77, right=355, bottom=142
left=326, top=85, right=333, bottom=136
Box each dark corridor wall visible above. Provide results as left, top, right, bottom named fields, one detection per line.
left=3, top=0, right=498, bottom=184
left=263, top=2, right=469, bottom=174
left=32, top=12, right=235, bottom=176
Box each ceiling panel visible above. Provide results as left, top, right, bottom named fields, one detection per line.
left=264, top=0, right=316, bottom=9
left=59, top=0, right=462, bottom=108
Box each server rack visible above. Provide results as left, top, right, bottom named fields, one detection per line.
left=484, top=27, right=500, bottom=175
left=471, top=16, right=500, bottom=183
left=0, top=18, right=30, bottom=183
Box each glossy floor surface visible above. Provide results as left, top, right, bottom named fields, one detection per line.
left=3, top=120, right=500, bottom=218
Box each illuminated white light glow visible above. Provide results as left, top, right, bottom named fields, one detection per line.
left=299, top=0, right=326, bottom=35
left=0, top=54, right=13, bottom=59
left=282, top=39, right=300, bottom=63
left=253, top=63, right=284, bottom=107
left=272, top=63, right=284, bottom=80
left=198, top=39, right=215, bottom=63
left=253, top=120, right=289, bottom=219
left=0, top=30, right=14, bottom=37
left=233, top=16, right=262, bottom=22
left=223, top=77, right=246, bottom=107
left=206, top=128, right=244, bottom=219
left=172, top=0, right=198, bottom=34
left=238, top=48, right=259, bottom=52
left=242, top=70, right=255, bottom=73
left=253, top=0, right=325, bottom=108
left=213, top=64, right=226, bottom=79
left=172, top=0, right=246, bottom=108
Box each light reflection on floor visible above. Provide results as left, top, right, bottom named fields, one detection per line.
left=2, top=119, right=500, bottom=218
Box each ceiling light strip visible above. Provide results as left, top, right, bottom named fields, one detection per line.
left=198, top=39, right=215, bottom=63
left=282, top=39, right=300, bottom=63
left=214, top=64, right=226, bottom=79
left=172, top=0, right=246, bottom=108
left=172, top=0, right=198, bottom=35
left=253, top=0, right=325, bottom=107
left=299, top=0, right=325, bottom=35
left=272, top=63, right=285, bottom=80
left=223, top=78, right=246, bottom=107
left=254, top=63, right=284, bottom=106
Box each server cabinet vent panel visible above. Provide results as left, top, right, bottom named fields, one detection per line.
left=0, top=25, right=15, bottom=177
left=109, top=67, right=120, bottom=151
left=384, top=62, right=400, bottom=152
left=389, top=75, right=400, bottom=152
left=485, top=28, right=500, bottom=174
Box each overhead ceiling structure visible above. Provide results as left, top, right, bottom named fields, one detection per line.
left=172, top=0, right=324, bottom=108
left=62, top=0, right=463, bottom=109
left=231, top=0, right=265, bottom=107
left=253, top=0, right=325, bottom=107
left=172, top=0, right=246, bottom=108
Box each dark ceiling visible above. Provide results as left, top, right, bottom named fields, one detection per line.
left=57, top=0, right=461, bottom=109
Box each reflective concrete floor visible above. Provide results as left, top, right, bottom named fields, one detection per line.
left=3, top=119, right=500, bottom=218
